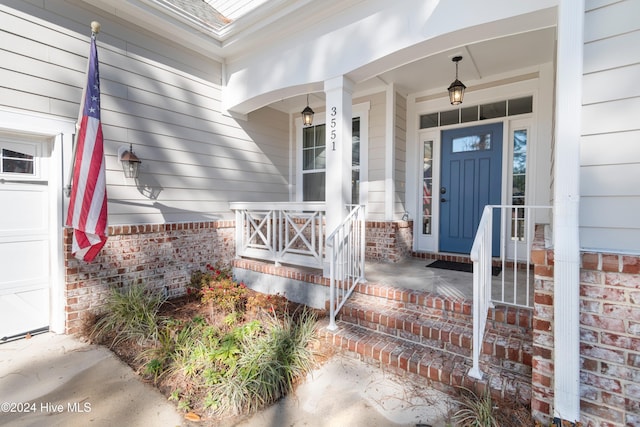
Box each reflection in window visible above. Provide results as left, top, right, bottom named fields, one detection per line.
left=1, top=149, right=34, bottom=175
left=511, top=129, right=527, bottom=240
left=422, top=140, right=433, bottom=235
left=452, top=133, right=491, bottom=152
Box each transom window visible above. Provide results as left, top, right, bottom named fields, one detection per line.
left=420, top=96, right=533, bottom=129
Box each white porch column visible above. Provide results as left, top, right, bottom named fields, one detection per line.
left=324, top=76, right=353, bottom=272
left=553, top=0, right=583, bottom=422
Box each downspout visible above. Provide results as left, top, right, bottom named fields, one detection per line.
left=553, top=0, right=583, bottom=422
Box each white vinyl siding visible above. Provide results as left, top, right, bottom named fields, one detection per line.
left=1, top=3, right=289, bottom=224
left=580, top=0, right=640, bottom=253
left=394, top=92, right=407, bottom=219
left=365, top=92, right=387, bottom=219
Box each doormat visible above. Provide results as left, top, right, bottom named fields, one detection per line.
left=426, top=260, right=501, bottom=276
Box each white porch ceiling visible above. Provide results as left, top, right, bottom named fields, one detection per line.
left=270, top=27, right=556, bottom=114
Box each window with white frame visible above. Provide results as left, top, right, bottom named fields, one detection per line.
left=302, top=117, right=361, bottom=204
left=0, top=139, right=38, bottom=177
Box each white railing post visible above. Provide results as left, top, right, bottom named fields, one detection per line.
left=327, top=205, right=365, bottom=331
left=470, top=204, right=552, bottom=379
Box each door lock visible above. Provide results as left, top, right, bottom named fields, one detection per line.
left=440, top=187, right=447, bottom=194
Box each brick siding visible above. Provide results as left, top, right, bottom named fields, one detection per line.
left=531, top=225, right=640, bottom=426
left=365, top=220, right=413, bottom=262
left=63, top=221, right=235, bottom=334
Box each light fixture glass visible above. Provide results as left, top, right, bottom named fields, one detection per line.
left=301, top=94, right=314, bottom=126
left=448, top=56, right=466, bottom=105
left=120, top=143, right=141, bottom=179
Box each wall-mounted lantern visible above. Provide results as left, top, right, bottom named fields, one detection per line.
left=119, top=143, right=141, bottom=179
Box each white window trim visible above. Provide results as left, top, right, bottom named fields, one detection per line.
left=294, top=102, right=369, bottom=204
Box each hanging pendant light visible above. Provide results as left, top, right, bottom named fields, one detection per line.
left=448, top=56, right=466, bottom=105
left=301, top=94, right=314, bottom=126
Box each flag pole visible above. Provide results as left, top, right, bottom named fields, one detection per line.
left=65, top=21, right=101, bottom=198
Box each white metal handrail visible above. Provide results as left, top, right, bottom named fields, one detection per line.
left=230, top=202, right=326, bottom=269
left=327, top=205, right=366, bottom=331
left=469, top=204, right=552, bottom=379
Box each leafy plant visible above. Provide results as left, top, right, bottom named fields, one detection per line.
left=453, top=387, right=499, bottom=427
left=452, top=386, right=535, bottom=427
left=90, top=284, right=166, bottom=347
left=209, top=307, right=318, bottom=416
left=201, top=277, right=248, bottom=314
left=246, top=291, right=289, bottom=317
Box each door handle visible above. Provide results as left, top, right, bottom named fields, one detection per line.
left=440, top=197, right=447, bottom=203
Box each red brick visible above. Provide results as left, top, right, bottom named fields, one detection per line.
left=582, top=252, right=600, bottom=270
left=622, top=256, right=640, bottom=274
left=534, top=264, right=553, bottom=278
left=602, top=254, right=620, bottom=272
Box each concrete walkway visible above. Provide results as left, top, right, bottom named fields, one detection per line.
left=0, top=333, right=453, bottom=427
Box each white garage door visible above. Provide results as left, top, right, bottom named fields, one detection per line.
left=0, top=139, right=50, bottom=341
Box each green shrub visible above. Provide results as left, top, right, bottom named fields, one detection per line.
left=91, top=284, right=166, bottom=348
left=209, top=307, right=318, bottom=416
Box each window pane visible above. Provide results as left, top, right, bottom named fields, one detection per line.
left=352, top=118, right=360, bottom=166
left=2, top=159, right=34, bottom=174
left=422, top=140, right=433, bottom=235
left=303, top=149, right=314, bottom=170
left=480, top=101, right=506, bottom=119
left=352, top=169, right=359, bottom=205
left=440, top=109, right=459, bottom=126
left=303, top=127, right=315, bottom=148
left=3, top=149, right=33, bottom=160
left=420, top=113, right=438, bottom=129
left=461, top=106, right=478, bottom=123
left=314, top=147, right=326, bottom=169
left=452, top=133, right=491, bottom=152
left=315, top=124, right=326, bottom=147
left=1, top=149, right=34, bottom=174
left=303, top=172, right=325, bottom=201
left=513, top=152, right=526, bottom=174
left=508, top=97, right=533, bottom=115
left=512, top=175, right=526, bottom=198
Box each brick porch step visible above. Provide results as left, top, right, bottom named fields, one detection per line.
left=337, top=292, right=533, bottom=373
left=319, top=281, right=533, bottom=404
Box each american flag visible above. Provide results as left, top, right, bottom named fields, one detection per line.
left=66, top=32, right=108, bottom=262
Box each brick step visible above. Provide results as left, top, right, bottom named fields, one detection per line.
left=317, top=318, right=532, bottom=405
left=352, top=280, right=533, bottom=332
left=337, top=292, right=532, bottom=374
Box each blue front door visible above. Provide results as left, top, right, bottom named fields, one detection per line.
left=439, top=123, right=502, bottom=254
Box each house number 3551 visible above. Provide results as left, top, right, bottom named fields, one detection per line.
left=330, top=106, right=337, bottom=151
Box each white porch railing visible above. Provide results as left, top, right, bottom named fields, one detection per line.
left=230, top=202, right=326, bottom=269
left=469, top=205, right=552, bottom=379
left=327, top=205, right=366, bottom=331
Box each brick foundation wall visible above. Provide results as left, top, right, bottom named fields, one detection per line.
left=530, top=225, right=555, bottom=423
left=579, top=252, right=640, bottom=426
left=531, top=226, right=640, bottom=426
left=365, top=220, right=413, bottom=262
left=63, top=221, right=235, bottom=334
